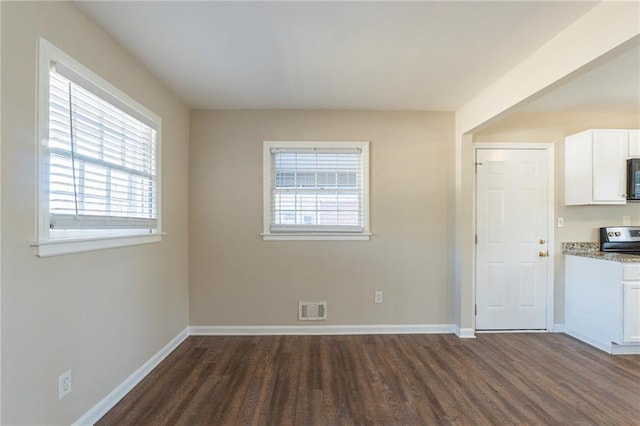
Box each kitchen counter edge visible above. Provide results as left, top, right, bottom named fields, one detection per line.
left=562, top=242, right=640, bottom=263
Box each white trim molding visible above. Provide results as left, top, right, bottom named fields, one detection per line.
left=553, top=324, right=565, bottom=333
left=261, top=233, right=371, bottom=241
left=73, top=328, right=189, bottom=426
left=190, top=324, right=456, bottom=336
left=611, top=344, right=640, bottom=356
left=454, top=326, right=476, bottom=339
left=564, top=329, right=614, bottom=354
left=33, top=233, right=163, bottom=257
left=565, top=328, right=640, bottom=355
left=476, top=330, right=548, bottom=334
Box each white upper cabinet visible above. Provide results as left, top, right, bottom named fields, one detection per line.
left=629, top=130, right=640, bottom=158
left=565, top=129, right=631, bottom=205
left=592, top=131, right=627, bottom=203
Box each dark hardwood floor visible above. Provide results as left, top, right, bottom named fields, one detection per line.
left=97, top=333, right=640, bottom=425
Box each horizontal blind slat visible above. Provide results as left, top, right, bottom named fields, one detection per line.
left=50, top=148, right=154, bottom=179
left=50, top=213, right=157, bottom=229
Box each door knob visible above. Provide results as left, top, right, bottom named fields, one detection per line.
left=538, top=251, right=549, bottom=257
left=539, top=239, right=546, bottom=244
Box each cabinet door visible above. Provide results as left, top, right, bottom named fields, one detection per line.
left=566, top=255, right=625, bottom=349
left=565, top=132, right=593, bottom=205
left=629, top=130, right=640, bottom=158
left=623, top=282, right=640, bottom=342
left=593, top=131, right=628, bottom=203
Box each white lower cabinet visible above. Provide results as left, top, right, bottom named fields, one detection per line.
left=623, top=282, right=640, bottom=342
left=565, top=255, right=640, bottom=354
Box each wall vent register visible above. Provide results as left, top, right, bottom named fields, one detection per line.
left=298, top=301, right=327, bottom=321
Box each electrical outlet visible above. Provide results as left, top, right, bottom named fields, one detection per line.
left=557, top=217, right=564, bottom=228
left=375, top=291, right=383, bottom=304
left=623, top=215, right=631, bottom=226
left=58, top=370, right=71, bottom=400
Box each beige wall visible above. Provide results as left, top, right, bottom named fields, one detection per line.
left=189, top=110, right=454, bottom=326
left=474, top=111, right=640, bottom=323
left=1, top=2, right=189, bottom=424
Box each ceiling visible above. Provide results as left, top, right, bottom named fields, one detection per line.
left=74, top=1, right=629, bottom=112
left=516, top=39, right=640, bottom=114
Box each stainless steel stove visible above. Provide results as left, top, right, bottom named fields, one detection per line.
left=600, top=226, right=640, bottom=254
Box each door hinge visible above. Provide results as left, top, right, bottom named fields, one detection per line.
left=475, top=304, right=477, bottom=316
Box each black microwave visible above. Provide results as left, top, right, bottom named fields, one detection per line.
left=628, top=159, right=640, bottom=201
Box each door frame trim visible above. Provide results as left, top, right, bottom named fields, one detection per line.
left=473, top=143, right=555, bottom=331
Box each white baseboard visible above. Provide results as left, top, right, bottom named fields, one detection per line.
left=476, top=330, right=548, bottom=334
left=73, top=327, right=189, bottom=426
left=552, top=323, right=565, bottom=333
left=454, top=326, right=476, bottom=339
left=564, top=328, right=640, bottom=355
left=611, top=344, right=640, bottom=355
left=190, top=324, right=456, bottom=336
left=564, top=328, right=612, bottom=354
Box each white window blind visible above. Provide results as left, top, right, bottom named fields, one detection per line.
left=270, top=147, right=364, bottom=233
left=47, top=67, right=158, bottom=230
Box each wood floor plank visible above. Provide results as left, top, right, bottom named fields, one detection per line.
left=97, top=333, right=640, bottom=426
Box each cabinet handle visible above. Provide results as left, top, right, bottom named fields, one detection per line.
left=539, top=239, right=546, bottom=244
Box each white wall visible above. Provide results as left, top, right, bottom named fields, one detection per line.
left=1, top=2, right=190, bottom=424
left=189, top=110, right=455, bottom=327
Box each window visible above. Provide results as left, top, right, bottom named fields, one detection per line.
left=263, top=141, right=370, bottom=241
left=34, top=39, right=162, bottom=256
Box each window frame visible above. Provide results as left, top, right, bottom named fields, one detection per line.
left=34, top=38, right=163, bottom=257
left=262, top=141, right=371, bottom=241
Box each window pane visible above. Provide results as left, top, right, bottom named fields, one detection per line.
left=49, top=70, right=157, bottom=228
left=271, top=148, right=364, bottom=230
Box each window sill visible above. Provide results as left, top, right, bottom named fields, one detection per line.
left=262, top=233, right=371, bottom=241
left=33, top=233, right=163, bottom=257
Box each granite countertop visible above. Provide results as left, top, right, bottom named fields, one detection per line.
left=562, top=242, right=640, bottom=263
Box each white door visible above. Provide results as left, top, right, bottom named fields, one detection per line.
left=476, top=148, right=549, bottom=330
